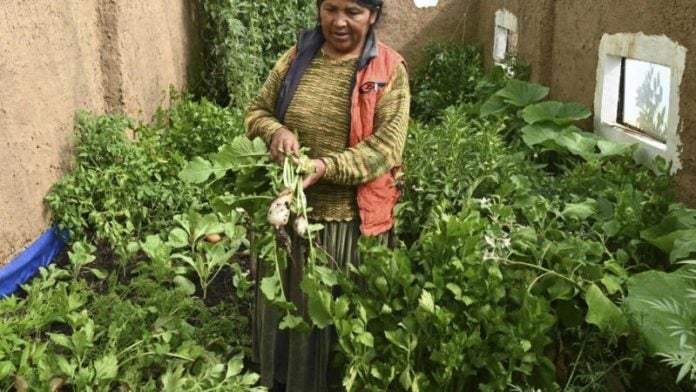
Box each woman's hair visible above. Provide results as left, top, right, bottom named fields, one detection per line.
left=316, top=0, right=384, bottom=23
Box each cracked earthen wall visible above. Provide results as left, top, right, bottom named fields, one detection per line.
left=473, top=0, right=696, bottom=206
left=0, top=1, right=200, bottom=264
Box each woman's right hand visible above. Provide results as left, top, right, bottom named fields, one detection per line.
left=270, top=127, right=300, bottom=162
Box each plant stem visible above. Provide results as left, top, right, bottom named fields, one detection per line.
left=502, top=258, right=584, bottom=290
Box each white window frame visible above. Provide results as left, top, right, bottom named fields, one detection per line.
left=594, top=33, right=686, bottom=173
left=493, top=9, right=518, bottom=65
left=414, top=0, right=438, bottom=8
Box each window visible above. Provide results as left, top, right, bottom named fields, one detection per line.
left=414, top=0, right=438, bottom=8
left=594, top=33, right=686, bottom=172
left=617, top=58, right=671, bottom=142
left=493, top=9, right=518, bottom=64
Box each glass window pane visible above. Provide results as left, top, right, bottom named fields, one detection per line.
left=494, top=26, right=508, bottom=61
left=622, top=59, right=671, bottom=141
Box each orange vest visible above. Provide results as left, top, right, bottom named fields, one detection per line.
left=349, top=43, right=404, bottom=236
left=277, top=29, right=405, bottom=236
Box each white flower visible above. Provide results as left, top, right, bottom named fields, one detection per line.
left=501, top=237, right=512, bottom=249
left=479, top=197, right=491, bottom=209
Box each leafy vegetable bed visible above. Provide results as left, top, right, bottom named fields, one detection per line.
left=2, top=42, right=696, bottom=391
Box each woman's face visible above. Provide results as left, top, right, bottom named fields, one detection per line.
left=319, top=0, right=377, bottom=58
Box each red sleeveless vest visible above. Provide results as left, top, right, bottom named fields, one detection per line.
left=349, top=43, right=404, bottom=236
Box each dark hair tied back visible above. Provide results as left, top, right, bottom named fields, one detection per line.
left=316, top=0, right=384, bottom=22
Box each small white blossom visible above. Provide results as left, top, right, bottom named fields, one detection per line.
left=501, top=237, right=512, bottom=249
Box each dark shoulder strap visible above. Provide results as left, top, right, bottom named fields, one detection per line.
left=275, top=28, right=324, bottom=122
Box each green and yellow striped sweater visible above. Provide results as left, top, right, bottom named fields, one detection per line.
left=245, top=49, right=410, bottom=221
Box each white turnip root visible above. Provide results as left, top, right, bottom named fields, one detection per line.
left=267, top=188, right=293, bottom=229
left=293, top=216, right=308, bottom=236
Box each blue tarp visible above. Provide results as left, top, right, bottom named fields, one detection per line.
left=0, top=225, right=67, bottom=297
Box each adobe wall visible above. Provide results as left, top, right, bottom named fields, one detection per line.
left=0, top=1, right=200, bottom=264
left=474, top=0, right=696, bottom=206
left=377, top=0, right=478, bottom=67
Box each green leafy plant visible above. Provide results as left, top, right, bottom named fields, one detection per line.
left=195, top=0, right=314, bottom=106
left=411, top=42, right=507, bottom=122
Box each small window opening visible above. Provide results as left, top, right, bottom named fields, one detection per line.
left=615, top=57, right=671, bottom=142
left=494, top=26, right=515, bottom=62
left=493, top=9, right=518, bottom=64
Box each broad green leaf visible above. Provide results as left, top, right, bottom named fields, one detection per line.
left=142, top=235, right=172, bottom=261
left=672, top=237, right=696, bottom=262
left=546, top=278, right=575, bottom=301
left=520, top=124, right=560, bottom=146
left=171, top=253, right=197, bottom=270
left=189, top=211, right=225, bottom=241
left=240, top=372, right=261, bottom=386
left=601, top=274, right=623, bottom=295
left=161, top=366, right=187, bottom=392
left=167, top=228, right=189, bottom=249
left=260, top=276, right=281, bottom=302
left=641, top=207, right=696, bottom=243
left=597, top=139, right=636, bottom=158
left=480, top=94, right=508, bottom=117
left=0, top=361, right=15, bottom=379
left=88, top=268, right=107, bottom=280
left=226, top=355, right=244, bottom=378
left=56, top=355, right=77, bottom=377
left=173, top=275, right=196, bottom=295
left=585, top=284, right=628, bottom=336
left=212, top=136, right=268, bottom=168
left=178, top=156, right=215, bottom=184
left=279, top=314, right=307, bottom=330
left=48, top=333, right=72, bottom=350
left=93, top=354, right=118, bottom=381
left=625, top=267, right=696, bottom=355
left=643, top=228, right=696, bottom=258
left=385, top=326, right=416, bottom=352
left=496, top=80, right=549, bottom=107
left=555, top=129, right=598, bottom=159
left=206, top=244, right=234, bottom=267
left=307, top=288, right=333, bottom=328
left=313, top=265, right=339, bottom=287
left=562, top=199, right=597, bottom=220
left=356, top=332, right=374, bottom=348
left=334, top=297, right=350, bottom=319
left=399, top=368, right=413, bottom=390
left=68, top=241, right=96, bottom=266
left=521, top=101, right=591, bottom=125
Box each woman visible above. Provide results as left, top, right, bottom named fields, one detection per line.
left=244, top=0, right=410, bottom=390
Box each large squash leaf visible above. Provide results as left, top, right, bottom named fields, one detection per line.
left=521, top=101, right=591, bottom=125
left=624, top=266, right=696, bottom=355
left=585, top=284, right=629, bottom=336
left=496, top=80, right=549, bottom=107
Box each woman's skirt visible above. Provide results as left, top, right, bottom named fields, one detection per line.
left=252, top=220, right=362, bottom=392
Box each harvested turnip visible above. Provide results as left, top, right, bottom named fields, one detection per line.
left=293, top=216, right=308, bottom=236
left=267, top=188, right=293, bottom=229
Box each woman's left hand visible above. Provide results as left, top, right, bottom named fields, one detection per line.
left=302, top=159, right=326, bottom=189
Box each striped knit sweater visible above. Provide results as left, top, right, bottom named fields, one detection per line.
left=245, top=48, right=410, bottom=221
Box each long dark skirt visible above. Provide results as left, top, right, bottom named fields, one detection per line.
left=252, top=220, right=362, bottom=392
